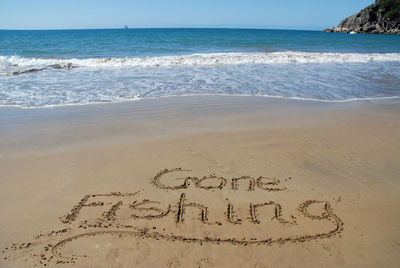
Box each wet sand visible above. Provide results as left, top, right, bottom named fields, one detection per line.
left=1, top=96, right=400, bottom=267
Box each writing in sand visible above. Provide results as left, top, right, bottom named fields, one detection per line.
left=2, top=168, right=343, bottom=266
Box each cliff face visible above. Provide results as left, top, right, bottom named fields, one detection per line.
left=324, top=0, right=400, bottom=34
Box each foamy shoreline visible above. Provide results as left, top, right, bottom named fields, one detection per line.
left=0, top=93, right=399, bottom=110
left=2, top=51, right=399, bottom=108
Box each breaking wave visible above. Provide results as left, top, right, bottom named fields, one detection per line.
left=1, top=51, right=400, bottom=73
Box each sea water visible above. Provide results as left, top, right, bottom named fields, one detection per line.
left=0, top=28, right=399, bottom=108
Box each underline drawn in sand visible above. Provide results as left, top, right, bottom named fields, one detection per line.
left=2, top=168, right=343, bottom=266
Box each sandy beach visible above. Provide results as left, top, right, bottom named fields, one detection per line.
left=1, top=96, right=400, bottom=267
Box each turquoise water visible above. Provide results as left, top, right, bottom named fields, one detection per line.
left=2, top=28, right=400, bottom=57
left=1, top=28, right=400, bottom=108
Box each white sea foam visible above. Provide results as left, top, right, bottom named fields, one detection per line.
left=1, top=51, right=400, bottom=72
left=15, top=96, right=400, bottom=109
left=1, top=55, right=399, bottom=108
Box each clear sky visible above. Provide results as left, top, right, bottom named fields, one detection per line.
left=0, top=0, right=375, bottom=30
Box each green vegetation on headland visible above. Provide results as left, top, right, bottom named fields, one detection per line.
left=323, top=0, right=400, bottom=34
left=378, top=0, right=400, bottom=20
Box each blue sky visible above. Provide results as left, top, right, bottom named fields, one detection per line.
left=1, top=0, right=374, bottom=30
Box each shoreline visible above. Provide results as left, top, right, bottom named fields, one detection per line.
left=1, top=93, right=400, bottom=110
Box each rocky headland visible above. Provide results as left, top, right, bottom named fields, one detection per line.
left=324, top=0, right=400, bottom=34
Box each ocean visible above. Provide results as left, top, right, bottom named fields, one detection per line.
left=1, top=28, right=400, bottom=108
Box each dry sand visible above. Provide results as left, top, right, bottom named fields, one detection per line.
left=0, top=96, right=399, bottom=267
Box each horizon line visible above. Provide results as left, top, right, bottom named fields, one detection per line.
left=0, top=26, right=323, bottom=31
